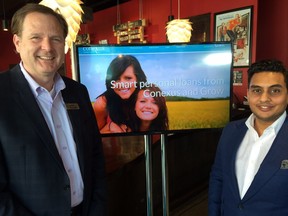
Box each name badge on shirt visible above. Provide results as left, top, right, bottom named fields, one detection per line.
left=66, top=103, right=80, bottom=110
left=280, top=160, right=288, bottom=169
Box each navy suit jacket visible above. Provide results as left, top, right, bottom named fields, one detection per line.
left=0, top=65, right=107, bottom=216
left=209, top=116, right=288, bottom=216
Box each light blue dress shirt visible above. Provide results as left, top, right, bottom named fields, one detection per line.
left=20, top=63, right=84, bottom=207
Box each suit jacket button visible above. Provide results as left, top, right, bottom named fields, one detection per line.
left=64, top=185, right=70, bottom=190
left=238, top=203, right=244, bottom=209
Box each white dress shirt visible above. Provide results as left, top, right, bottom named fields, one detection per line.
left=236, top=111, right=286, bottom=199
left=20, top=63, right=84, bottom=207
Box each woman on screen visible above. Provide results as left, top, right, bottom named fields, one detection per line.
left=130, top=84, right=169, bottom=132
left=93, top=55, right=147, bottom=133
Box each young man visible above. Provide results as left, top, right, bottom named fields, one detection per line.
left=209, top=59, right=288, bottom=216
left=0, top=3, right=106, bottom=216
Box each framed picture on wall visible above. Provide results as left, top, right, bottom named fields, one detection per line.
left=233, top=70, right=243, bottom=86
left=214, top=6, right=253, bottom=67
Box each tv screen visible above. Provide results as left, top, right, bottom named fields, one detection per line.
left=75, top=42, right=233, bottom=136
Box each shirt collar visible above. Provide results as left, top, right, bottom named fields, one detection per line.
left=19, top=62, right=66, bottom=97
left=245, top=111, right=287, bottom=135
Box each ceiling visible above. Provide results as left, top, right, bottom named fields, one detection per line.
left=1, top=0, right=129, bottom=20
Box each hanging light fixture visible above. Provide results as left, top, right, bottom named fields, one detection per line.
left=39, top=0, right=84, bottom=53
left=168, top=0, right=174, bottom=21
left=2, top=0, right=8, bottom=31
left=2, top=19, right=8, bottom=31
left=166, top=0, right=192, bottom=43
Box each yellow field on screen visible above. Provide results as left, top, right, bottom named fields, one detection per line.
left=167, top=100, right=230, bottom=130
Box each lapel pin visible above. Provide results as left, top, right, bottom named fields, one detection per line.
left=280, top=160, right=288, bottom=169
left=65, top=103, right=80, bottom=110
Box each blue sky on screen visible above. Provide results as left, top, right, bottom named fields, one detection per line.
left=77, top=44, right=232, bottom=102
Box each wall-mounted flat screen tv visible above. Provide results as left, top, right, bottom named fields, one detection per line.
left=75, top=42, right=233, bottom=136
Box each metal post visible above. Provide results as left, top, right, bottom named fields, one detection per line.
left=144, top=134, right=153, bottom=216
left=161, top=134, right=169, bottom=216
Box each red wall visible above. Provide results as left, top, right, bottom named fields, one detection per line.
left=80, top=0, right=258, bottom=44
left=0, top=31, right=20, bottom=71
left=0, top=0, right=259, bottom=102
left=256, top=0, right=288, bottom=65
